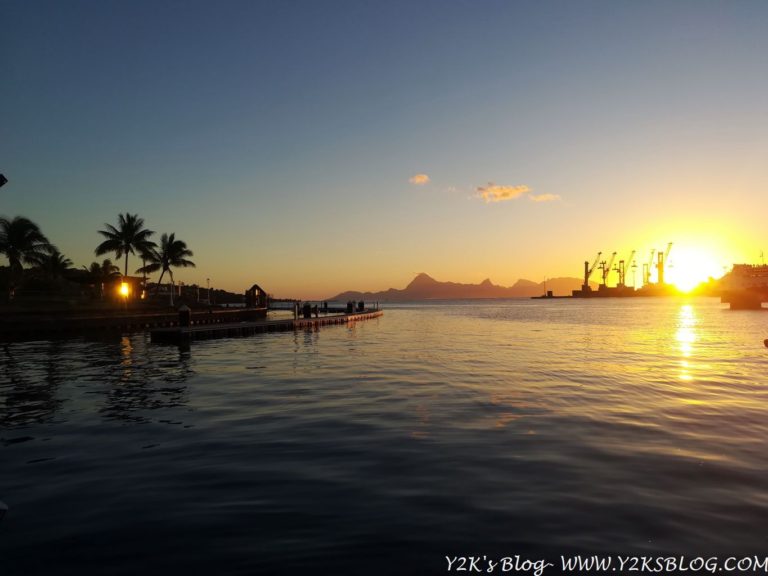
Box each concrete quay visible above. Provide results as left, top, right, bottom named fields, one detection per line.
left=150, top=310, right=383, bottom=344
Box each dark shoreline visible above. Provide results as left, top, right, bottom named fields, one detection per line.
left=0, top=306, right=267, bottom=342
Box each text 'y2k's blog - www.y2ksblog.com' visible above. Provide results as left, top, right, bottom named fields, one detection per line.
left=445, top=555, right=768, bottom=574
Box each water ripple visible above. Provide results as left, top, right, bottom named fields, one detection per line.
left=2, top=299, right=768, bottom=573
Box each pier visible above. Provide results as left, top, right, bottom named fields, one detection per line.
left=150, top=310, right=383, bottom=344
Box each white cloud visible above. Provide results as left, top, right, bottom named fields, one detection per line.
left=475, top=183, right=530, bottom=203
left=409, top=173, right=431, bottom=185
left=528, top=193, right=560, bottom=202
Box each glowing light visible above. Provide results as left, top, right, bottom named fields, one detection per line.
left=119, top=282, right=130, bottom=297
left=665, top=246, right=724, bottom=292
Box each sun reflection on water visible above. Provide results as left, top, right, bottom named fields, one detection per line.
left=120, top=335, right=134, bottom=381
left=676, top=304, right=697, bottom=382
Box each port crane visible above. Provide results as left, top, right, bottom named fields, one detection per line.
left=615, top=250, right=636, bottom=288
left=599, top=252, right=617, bottom=287
left=582, top=251, right=602, bottom=292
left=642, top=249, right=656, bottom=285
left=656, top=242, right=673, bottom=285
left=631, top=256, right=638, bottom=287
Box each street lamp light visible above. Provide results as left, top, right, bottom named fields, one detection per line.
left=119, top=280, right=130, bottom=310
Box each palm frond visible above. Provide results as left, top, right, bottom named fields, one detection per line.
left=95, top=212, right=155, bottom=275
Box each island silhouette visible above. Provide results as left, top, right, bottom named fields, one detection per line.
left=330, top=272, right=592, bottom=301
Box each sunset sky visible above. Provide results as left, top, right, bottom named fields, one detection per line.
left=3, top=0, right=768, bottom=299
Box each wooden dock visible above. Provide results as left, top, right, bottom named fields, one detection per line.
left=150, top=310, right=383, bottom=344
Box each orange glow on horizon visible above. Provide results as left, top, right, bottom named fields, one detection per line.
left=665, top=245, right=727, bottom=293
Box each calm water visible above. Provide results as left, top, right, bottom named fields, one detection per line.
left=2, top=298, right=768, bottom=574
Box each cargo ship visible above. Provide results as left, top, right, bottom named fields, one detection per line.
left=718, top=264, right=768, bottom=310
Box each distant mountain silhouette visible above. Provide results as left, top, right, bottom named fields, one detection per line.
left=329, top=273, right=591, bottom=301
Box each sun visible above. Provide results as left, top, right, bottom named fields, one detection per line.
left=665, top=246, right=724, bottom=293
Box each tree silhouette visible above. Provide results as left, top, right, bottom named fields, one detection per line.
left=30, top=248, right=73, bottom=281
left=95, top=213, right=156, bottom=277
left=83, top=259, right=121, bottom=299
left=0, top=216, right=52, bottom=273
left=138, top=233, right=195, bottom=305
left=0, top=216, right=53, bottom=298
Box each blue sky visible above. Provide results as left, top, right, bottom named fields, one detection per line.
left=3, top=0, right=768, bottom=297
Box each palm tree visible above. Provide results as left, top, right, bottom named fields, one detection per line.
left=0, top=216, right=53, bottom=273
left=95, top=213, right=156, bottom=277
left=139, top=233, right=195, bottom=305
left=83, top=258, right=121, bottom=299
left=0, top=216, right=54, bottom=298
left=30, top=248, right=73, bottom=281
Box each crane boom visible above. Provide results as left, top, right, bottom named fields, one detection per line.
left=626, top=250, right=636, bottom=269
left=617, top=250, right=636, bottom=286
left=606, top=251, right=617, bottom=281
left=582, top=251, right=602, bottom=291
left=643, top=249, right=656, bottom=284
left=601, top=251, right=617, bottom=286
left=587, top=251, right=602, bottom=279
